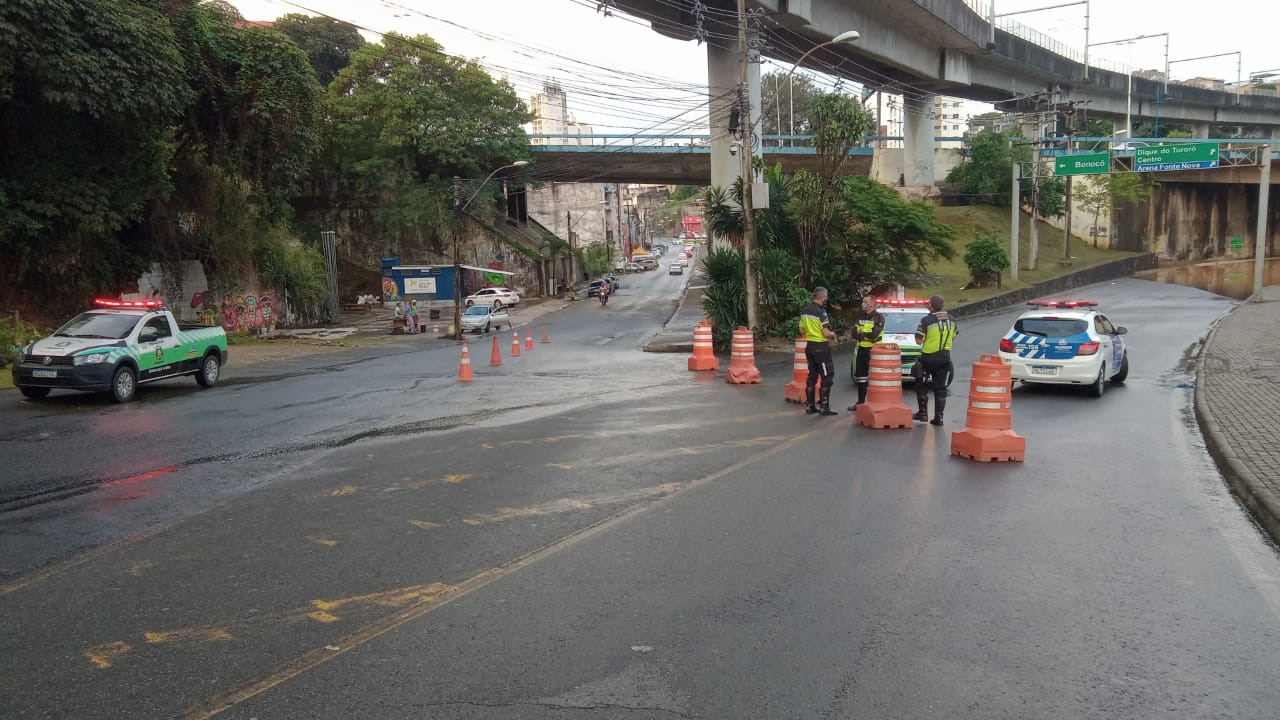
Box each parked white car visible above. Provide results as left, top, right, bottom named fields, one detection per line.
left=464, top=287, right=520, bottom=308
left=460, top=304, right=510, bottom=333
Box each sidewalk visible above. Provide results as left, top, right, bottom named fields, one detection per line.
left=1196, top=285, right=1280, bottom=544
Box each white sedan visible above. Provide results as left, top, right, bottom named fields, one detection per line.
left=998, top=300, right=1129, bottom=397
left=460, top=304, right=510, bottom=333
left=464, top=287, right=520, bottom=308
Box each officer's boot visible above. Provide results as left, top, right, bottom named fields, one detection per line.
left=805, top=387, right=819, bottom=414
left=912, top=393, right=929, bottom=422
left=848, top=382, right=867, bottom=411
left=930, top=395, right=946, bottom=426
left=818, top=386, right=838, bottom=416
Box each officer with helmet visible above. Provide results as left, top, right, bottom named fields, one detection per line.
left=912, top=294, right=958, bottom=426
left=847, top=295, right=885, bottom=410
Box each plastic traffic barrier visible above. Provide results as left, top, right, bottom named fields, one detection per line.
left=458, top=343, right=474, bottom=382
left=540, top=327, right=550, bottom=343
left=725, top=327, right=762, bottom=384
left=855, top=343, right=913, bottom=429
left=951, top=354, right=1025, bottom=462
left=489, top=335, right=503, bottom=366
left=525, top=327, right=535, bottom=351
left=688, top=321, right=719, bottom=371
left=784, top=337, right=808, bottom=403
left=511, top=330, right=521, bottom=357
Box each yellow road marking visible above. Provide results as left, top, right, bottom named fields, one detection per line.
left=328, top=485, right=359, bottom=497
left=442, top=474, right=471, bottom=484
left=179, top=427, right=824, bottom=719
left=85, top=641, right=131, bottom=669
left=460, top=483, right=684, bottom=526
left=307, top=611, right=338, bottom=623
left=144, top=628, right=233, bottom=644
left=407, top=520, right=441, bottom=530
left=128, top=560, right=156, bottom=577
left=308, top=537, right=339, bottom=547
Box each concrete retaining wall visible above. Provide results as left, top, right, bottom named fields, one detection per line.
left=950, top=254, right=1159, bottom=319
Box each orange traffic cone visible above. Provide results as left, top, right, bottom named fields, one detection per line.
left=489, top=335, right=502, bottom=366
left=855, top=343, right=913, bottom=429
left=525, top=327, right=534, bottom=351
left=725, top=327, right=761, bottom=384
left=688, top=321, right=719, bottom=371
left=951, top=354, right=1025, bottom=462
left=540, top=327, right=550, bottom=343
left=458, top=343, right=474, bottom=382
left=784, top=337, right=808, bottom=403
left=511, top=330, right=521, bottom=357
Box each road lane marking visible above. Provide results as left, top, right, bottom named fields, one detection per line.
left=308, top=537, right=339, bottom=547
left=145, top=628, right=233, bottom=644
left=178, top=427, right=825, bottom=719
left=128, top=561, right=156, bottom=577
left=85, top=641, right=131, bottom=669
left=460, top=484, right=683, bottom=526
left=327, top=485, right=359, bottom=497
left=442, top=474, right=471, bottom=484
left=407, top=520, right=441, bottom=530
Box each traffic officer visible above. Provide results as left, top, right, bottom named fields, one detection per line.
left=847, top=295, right=886, bottom=410
left=912, top=294, right=958, bottom=426
left=800, top=287, right=838, bottom=416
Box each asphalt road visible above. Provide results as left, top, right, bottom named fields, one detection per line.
left=3, top=271, right=1280, bottom=719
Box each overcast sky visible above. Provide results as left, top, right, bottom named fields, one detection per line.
left=230, top=0, right=1273, bottom=135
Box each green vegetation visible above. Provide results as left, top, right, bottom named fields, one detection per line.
left=907, top=206, right=1141, bottom=304
left=963, top=233, right=1011, bottom=278
left=946, top=130, right=1064, bottom=217
left=1, top=317, right=47, bottom=376
left=1, top=3, right=531, bottom=324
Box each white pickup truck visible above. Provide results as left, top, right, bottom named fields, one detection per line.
left=11, top=298, right=229, bottom=403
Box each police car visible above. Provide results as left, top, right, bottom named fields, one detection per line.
left=998, top=300, right=1129, bottom=397
left=852, top=298, right=931, bottom=382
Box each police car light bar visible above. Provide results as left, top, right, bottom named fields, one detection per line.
left=876, top=297, right=930, bottom=306
left=1026, top=299, right=1097, bottom=309
left=94, top=298, right=164, bottom=309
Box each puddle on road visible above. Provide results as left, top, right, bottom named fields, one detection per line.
left=1136, top=257, right=1280, bottom=299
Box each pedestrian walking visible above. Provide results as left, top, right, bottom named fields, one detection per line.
left=912, top=295, right=958, bottom=426
left=848, top=295, right=886, bottom=410
left=409, top=299, right=420, bottom=334
left=800, top=287, right=839, bottom=416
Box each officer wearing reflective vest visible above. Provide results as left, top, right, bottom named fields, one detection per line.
left=800, top=287, right=838, bottom=416
left=847, top=296, right=885, bottom=411
left=912, top=294, right=958, bottom=426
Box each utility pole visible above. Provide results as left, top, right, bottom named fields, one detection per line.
left=452, top=177, right=464, bottom=341
left=1062, top=101, right=1076, bottom=261
left=737, top=0, right=760, bottom=332
left=1252, top=151, right=1272, bottom=302
left=1010, top=160, right=1021, bottom=280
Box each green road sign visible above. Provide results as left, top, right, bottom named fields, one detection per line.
left=1231, top=236, right=1244, bottom=248
left=1135, top=142, right=1219, bottom=172
left=1054, top=152, right=1111, bottom=176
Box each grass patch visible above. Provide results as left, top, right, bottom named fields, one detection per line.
left=908, top=205, right=1141, bottom=305
left=0, top=373, right=12, bottom=390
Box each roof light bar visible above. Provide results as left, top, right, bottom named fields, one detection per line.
left=94, top=298, right=164, bottom=309
left=1026, top=299, right=1098, bottom=309
left=875, top=297, right=930, bottom=306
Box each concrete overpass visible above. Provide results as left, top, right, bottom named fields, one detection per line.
left=612, top=0, right=1280, bottom=189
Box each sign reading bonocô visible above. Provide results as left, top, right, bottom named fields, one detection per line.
left=1054, top=152, right=1111, bottom=177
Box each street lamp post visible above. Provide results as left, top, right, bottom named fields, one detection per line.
left=452, top=160, right=529, bottom=340
left=785, top=30, right=860, bottom=144
left=1090, top=33, right=1169, bottom=138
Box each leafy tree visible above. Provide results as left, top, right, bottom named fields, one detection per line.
left=273, top=13, right=364, bottom=87
left=580, top=242, right=611, bottom=276
left=836, top=176, right=954, bottom=293
left=1075, top=173, right=1153, bottom=243
left=760, top=71, right=824, bottom=139
left=963, top=233, right=1011, bottom=279
left=946, top=129, right=1064, bottom=217
left=311, top=32, right=531, bottom=262
left=790, top=94, right=872, bottom=286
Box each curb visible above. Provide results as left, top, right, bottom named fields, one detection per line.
left=1193, top=313, right=1280, bottom=546
left=949, top=254, right=1159, bottom=319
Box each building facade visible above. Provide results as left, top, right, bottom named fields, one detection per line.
left=529, top=81, right=594, bottom=146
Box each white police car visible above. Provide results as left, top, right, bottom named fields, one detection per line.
left=998, top=300, right=1129, bottom=397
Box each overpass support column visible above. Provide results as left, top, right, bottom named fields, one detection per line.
left=903, top=93, right=936, bottom=187
left=1192, top=122, right=1211, bottom=139
left=707, top=40, right=740, bottom=251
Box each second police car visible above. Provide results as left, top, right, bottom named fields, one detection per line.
left=998, top=300, right=1129, bottom=397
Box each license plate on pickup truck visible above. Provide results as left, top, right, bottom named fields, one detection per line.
left=32, top=369, right=57, bottom=379
left=1030, top=365, right=1057, bottom=376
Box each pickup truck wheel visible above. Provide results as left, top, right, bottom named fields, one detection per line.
left=19, top=387, right=50, bottom=400
left=196, top=353, right=220, bottom=388
left=111, top=365, right=137, bottom=403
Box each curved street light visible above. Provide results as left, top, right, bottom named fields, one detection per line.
left=783, top=30, right=860, bottom=141
left=453, top=160, right=530, bottom=339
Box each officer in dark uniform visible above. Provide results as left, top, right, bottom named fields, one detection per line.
left=800, top=287, right=838, bottom=416
left=912, top=294, right=958, bottom=426
left=847, top=295, right=885, bottom=410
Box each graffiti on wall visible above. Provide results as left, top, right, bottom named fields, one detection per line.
left=382, top=277, right=400, bottom=301
left=192, top=292, right=277, bottom=332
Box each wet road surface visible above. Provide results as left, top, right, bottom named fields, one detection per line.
left=3, top=274, right=1280, bottom=719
